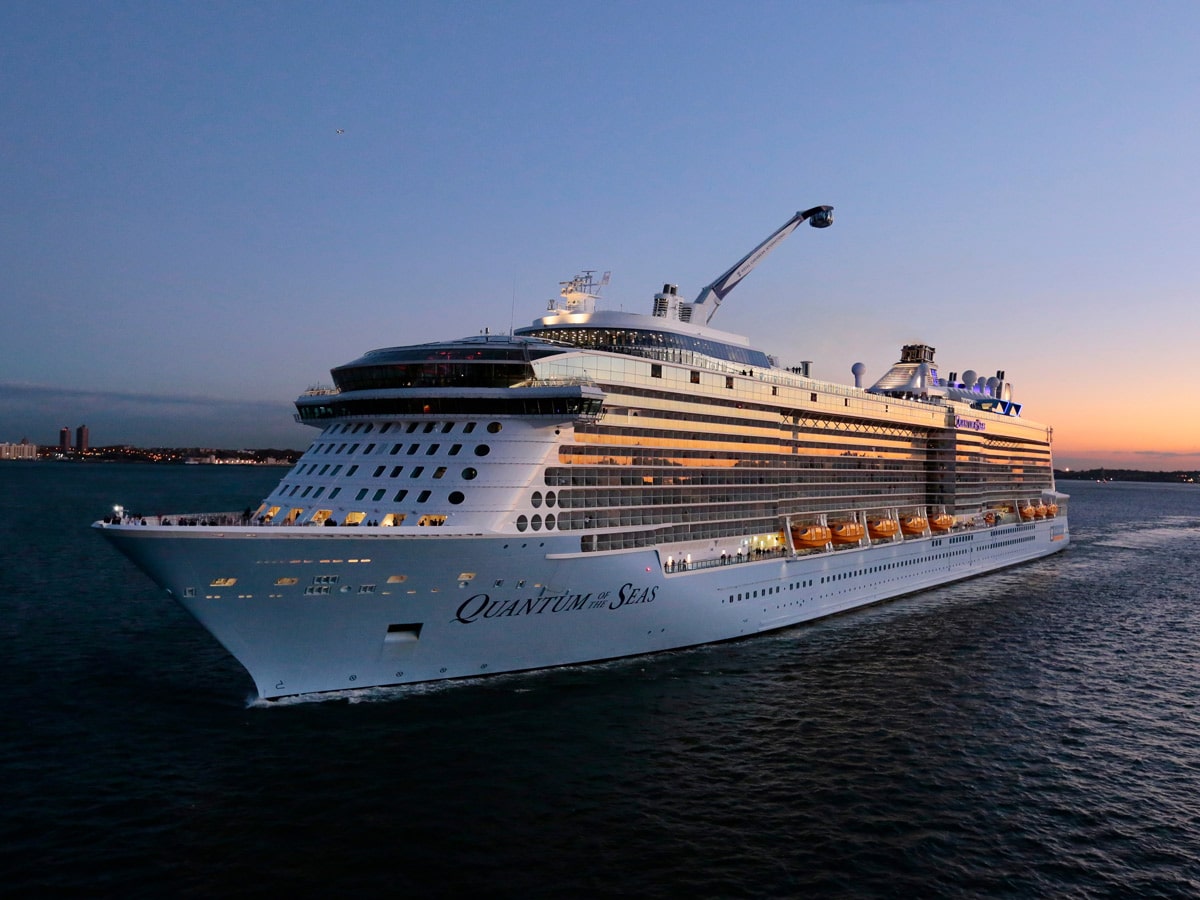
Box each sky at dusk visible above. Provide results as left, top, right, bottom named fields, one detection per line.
left=2, top=1, right=1198, bottom=469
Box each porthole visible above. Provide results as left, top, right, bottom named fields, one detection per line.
left=545, top=514, right=555, bottom=530
left=474, top=445, right=490, bottom=457
left=531, top=491, right=543, bottom=508
left=531, top=514, right=542, bottom=531
left=448, top=491, right=465, bottom=505
left=516, top=515, right=528, bottom=532
left=545, top=491, right=556, bottom=508
left=487, top=422, right=502, bottom=433
left=462, top=467, right=478, bottom=480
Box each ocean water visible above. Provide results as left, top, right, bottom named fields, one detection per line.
left=2, top=463, right=1199, bottom=898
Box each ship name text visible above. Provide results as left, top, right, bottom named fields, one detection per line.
left=455, top=582, right=658, bottom=624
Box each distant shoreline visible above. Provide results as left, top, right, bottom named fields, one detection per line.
left=25, top=446, right=302, bottom=465
left=1056, top=469, right=1197, bottom=484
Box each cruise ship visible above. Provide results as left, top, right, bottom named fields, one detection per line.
left=96, top=206, right=1069, bottom=699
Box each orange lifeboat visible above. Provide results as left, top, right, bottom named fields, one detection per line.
left=1019, top=505, right=1036, bottom=520
left=930, top=513, right=955, bottom=532
left=791, top=524, right=831, bottom=549
left=900, top=516, right=927, bottom=535
left=1045, top=503, right=1058, bottom=517
left=983, top=511, right=998, bottom=526
left=830, top=521, right=865, bottom=545
left=867, top=518, right=899, bottom=539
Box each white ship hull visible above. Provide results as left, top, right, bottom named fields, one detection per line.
left=100, top=515, right=1068, bottom=699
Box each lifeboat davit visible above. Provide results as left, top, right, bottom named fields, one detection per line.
left=867, top=518, right=899, bottom=539
left=900, top=516, right=927, bottom=535
left=791, top=524, right=831, bottom=549
left=930, top=514, right=955, bottom=532
left=830, top=521, right=865, bottom=545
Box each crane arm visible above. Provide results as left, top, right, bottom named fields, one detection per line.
left=692, top=205, right=832, bottom=325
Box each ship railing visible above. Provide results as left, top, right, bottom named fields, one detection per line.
left=511, top=376, right=600, bottom=388
left=662, top=545, right=789, bottom=573
left=100, top=511, right=259, bottom=527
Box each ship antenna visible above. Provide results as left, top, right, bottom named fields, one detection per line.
left=509, top=279, right=517, bottom=335
left=692, top=205, right=833, bottom=325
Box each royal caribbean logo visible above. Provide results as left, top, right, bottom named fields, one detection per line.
left=955, top=416, right=986, bottom=431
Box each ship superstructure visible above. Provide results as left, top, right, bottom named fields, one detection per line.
left=96, top=206, right=1068, bottom=698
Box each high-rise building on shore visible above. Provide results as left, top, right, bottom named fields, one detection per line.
left=75, top=424, right=89, bottom=453
left=0, top=439, right=38, bottom=460
left=59, top=427, right=71, bottom=452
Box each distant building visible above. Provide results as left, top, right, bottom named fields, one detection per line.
left=0, top=439, right=38, bottom=461
left=59, top=427, right=71, bottom=452
left=75, top=424, right=89, bottom=453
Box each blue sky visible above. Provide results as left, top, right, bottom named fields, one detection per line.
left=3, top=1, right=1198, bottom=467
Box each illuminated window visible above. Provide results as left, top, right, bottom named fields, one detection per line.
left=210, top=577, right=237, bottom=587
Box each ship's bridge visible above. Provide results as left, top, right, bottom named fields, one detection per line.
left=328, top=335, right=570, bottom=392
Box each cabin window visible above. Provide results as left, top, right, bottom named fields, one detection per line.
left=650, top=364, right=662, bottom=378
left=690, top=371, right=700, bottom=384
